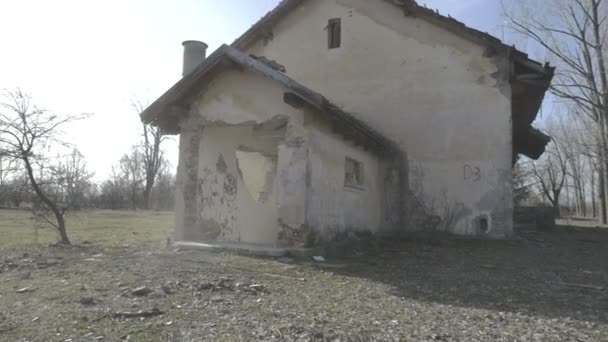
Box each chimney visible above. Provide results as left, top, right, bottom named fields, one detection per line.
left=182, top=40, right=208, bottom=76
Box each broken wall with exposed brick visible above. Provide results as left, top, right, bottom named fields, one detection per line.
left=173, top=67, right=406, bottom=246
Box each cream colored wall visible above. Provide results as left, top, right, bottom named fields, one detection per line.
left=176, top=66, right=397, bottom=244
left=307, top=127, right=383, bottom=238
left=193, top=69, right=292, bottom=126
left=174, top=113, right=203, bottom=242
left=182, top=68, right=313, bottom=245
left=197, top=126, right=280, bottom=244
left=247, top=0, right=513, bottom=236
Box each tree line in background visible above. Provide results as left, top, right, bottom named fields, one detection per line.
left=0, top=90, right=174, bottom=244
left=507, top=0, right=608, bottom=221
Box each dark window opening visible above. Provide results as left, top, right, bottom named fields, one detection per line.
left=476, top=215, right=489, bottom=234
left=328, top=18, right=341, bottom=49
left=345, top=157, right=364, bottom=189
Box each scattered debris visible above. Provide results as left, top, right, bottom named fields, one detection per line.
left=112, top=308, right=164, bottom=319
left=160, top=285, right=173, bottom=295
left=79, top=297, right=97, bottom=306
left=196, top=281, right=214, bottom=291
left=36, top=259, right=62, bottom=269
left=263, top=272, right=304, bottom=281
left=2, top=219, right=608, bottom=341
left=195, top=277, right=234, bottom=292
left=315, top=263, right=348, bottom=269
left=131, top=286, right=152, bottom=297
left=209, top=296, right=226, bottom=303
left=84, top=258, right=102, bottom=262
left=16, top=287, right=34, bottom=294
left=561, top=282, right=605, bottom=291
left=480, top=264, right=497, bottom=270
left=242, top=284, right=267, bottom=294
left=17, top=272, right=32, bottom=280
left=237, top=276, right=255, bottom=288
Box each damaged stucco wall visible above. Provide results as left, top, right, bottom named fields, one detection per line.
left=183, top=69, right=300, bottom=244
left=303, top=111, right=394, bottom=241
left=246, top=0, right=514, bottom=237
left=196, top=125, right=281, bottom=244
left=307, top=128, right=383, bottom=239
left=174, top=66, right=404, bottom=245
left=174, top=113, right=202, bottom=242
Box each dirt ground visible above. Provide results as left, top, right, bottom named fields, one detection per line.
left=1, top=211, right=608, bottom=341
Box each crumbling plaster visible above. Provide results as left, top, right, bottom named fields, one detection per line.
left=174, top=67, right=403, bottom=245
left=307, top=127, right=384, bottom=239
left=246, top=0, right=514, bottom=236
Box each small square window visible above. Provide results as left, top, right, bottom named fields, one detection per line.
left=327, top=18, right=341, bottom=49
left=345, top=157, right=364, bottom=188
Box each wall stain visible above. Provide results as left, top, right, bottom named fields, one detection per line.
left=216, top=155, right=227, bottom=173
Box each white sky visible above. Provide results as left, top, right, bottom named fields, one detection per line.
left=0, top=0, right=504, bottom=181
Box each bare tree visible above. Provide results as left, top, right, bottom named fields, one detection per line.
left=33, top=149, right=94, bottom=230
left=554, top=112, right=592, bottom=216
left=97, top=166, right=126, bottom=209
left=0, top=153, right=15, bottom=205
left=528, top=138, right=570, bottom=216
left=504, top=0, right=608, bottom=222
left=149, top=161, right=175, bottom=210
left=119, top=148, right=145, bottom=210
left=513, top=158, right=533, bottom=206
left=50, top=150, right=94, bottom=210
left=132, top=99, right=167, bottom=210
left=0, top=89, right=88, bottom=244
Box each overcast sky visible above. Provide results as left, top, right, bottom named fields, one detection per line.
left=0, top=0, right=516, bottom=181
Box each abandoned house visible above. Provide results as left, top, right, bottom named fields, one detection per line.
left=140, top=0, right=554, bottom=248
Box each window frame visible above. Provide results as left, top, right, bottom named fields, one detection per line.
left=327, top=18, right=342, bottom=49
left=344, top=157, right=365, bottom=190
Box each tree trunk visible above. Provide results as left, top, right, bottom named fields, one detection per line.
left=143, top=177, right=153, bottom=210
left=565, top=177, right=571, bottom=216
left=131, top=186, right=138, bottom=210
left=592, top=169, right=597, bottom=218
left=600, top=110, right=608, bottom=223
left=552, top=198, right=561, bottom=218
left=600, top=164, right=607, bottom=223
left=23, top=157, right=71, bottom=244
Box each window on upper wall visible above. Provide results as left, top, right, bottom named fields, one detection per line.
left=327, top=18, right=341, bottom=49
left=345, top=157, right=364, bottom=189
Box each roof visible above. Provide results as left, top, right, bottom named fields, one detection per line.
left=232, top=0, right=552, bottom=75
left=229, top=0, right=555, bottom=160
left=140, top=44, right=400, bottom=154
left=143, top=0, right=555, bottom=160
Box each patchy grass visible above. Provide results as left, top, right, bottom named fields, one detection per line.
left=0, top=209, right=174, bottom=249
left=0, top=211, right=607, bottom=341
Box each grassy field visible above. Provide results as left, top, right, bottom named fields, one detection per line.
left=0, top=209, right=174, bottom=249
left=0, top=210, right=607, bottom=340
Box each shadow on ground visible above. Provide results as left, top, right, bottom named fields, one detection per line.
left=313, top=226, right=608, bottom=324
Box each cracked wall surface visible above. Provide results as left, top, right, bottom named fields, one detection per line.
left=196, top=125, right=283, bottom=244
left=175, top=66, right=406, bottom=246
left=246, top=0, right=514, bottom=236
left=305, top=120, right=383, bottom=241
left=174, top=114, right=202, bottom=242
left=183, top=69, right=311, bottom=245
left=236, top=150, right=276, bottom=204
